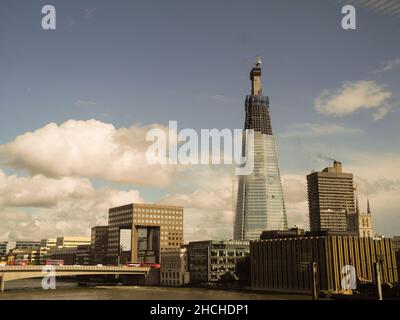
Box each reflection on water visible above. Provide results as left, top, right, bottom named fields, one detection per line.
left=0, top=279, right=311, bottom=300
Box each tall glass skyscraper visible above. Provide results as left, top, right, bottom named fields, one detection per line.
left=234, top=60, right=287, bottom=240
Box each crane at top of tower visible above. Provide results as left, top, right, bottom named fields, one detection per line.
left=255, top=56, right=262, bottom=68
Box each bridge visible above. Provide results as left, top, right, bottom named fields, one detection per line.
left=0, top=265, right=152, bottom=292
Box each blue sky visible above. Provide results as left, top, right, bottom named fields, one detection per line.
left=0, top=0, right=399, bottom=240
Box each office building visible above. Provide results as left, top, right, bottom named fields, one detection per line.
left=188, top=240, right=249, bottom=284
left=160, top=247, right=190, bottom=286
left=107, top=203, right=184, bottom=265
left=76, top=245, right=91, bottom=265
left=234, top=59, right=287, bottom=240
left=40, top=238, right=57, bottom=248
left=91, top=226, right=109, bottom=265
left=50, top=247, right=78, bottom=265
left=251, top=235, right=398, bottom=293
left=393, top=236, right=400, bottom=252
left=307, top=161, right=356, bottom=233
left=260, top=227, right=305, bottom=240
left=4, top=247, right=41, bottom=264
left=39, top=238, right=57, bottom=264
left=5, top=240, right=41, bottom=253
left=0, top=242, right=6, bottom=257
left=56, top=237, right=91, bottom=248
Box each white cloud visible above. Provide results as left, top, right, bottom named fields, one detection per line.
left=0, top=119, right=174, bottom=188
left=281, top=123, right=364, bottom=138
left=184, top=208, right=234, bottom=242
left=161, top=188, right=232, bottom=211
left=0, top=170, right=144, bottom=241
left=0, top=171, right=93, bottom=208
left=315, top=81, right=393, bottom=119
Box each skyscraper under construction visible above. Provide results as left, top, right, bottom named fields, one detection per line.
left=234, top=59, right=287, bottom=240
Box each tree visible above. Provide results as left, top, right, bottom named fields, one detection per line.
left=235, top=255, right=250, bottom=287
left=218, top=271, right=237, bottom=287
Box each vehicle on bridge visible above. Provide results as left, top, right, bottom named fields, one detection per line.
left=43, top=259, right=64, bottom=266
left=125, top=262, right=141, bottom=267
left=9, top=259, right=29, bottom=266
left=125, top=262, right=160, bottom=269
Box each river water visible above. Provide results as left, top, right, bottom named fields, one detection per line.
left=0, top=279, right=311, bottom=300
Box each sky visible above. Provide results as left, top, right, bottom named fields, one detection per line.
left=0, top=0, right=399, bottom=242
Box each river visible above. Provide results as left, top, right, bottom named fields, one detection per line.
left=0, top=279, right=311, bottom=300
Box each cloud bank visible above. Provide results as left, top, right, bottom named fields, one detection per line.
left=0, top=119, right=173, bottom=188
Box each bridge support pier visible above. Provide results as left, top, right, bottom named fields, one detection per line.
left=0, top=273, right=4, bottom=293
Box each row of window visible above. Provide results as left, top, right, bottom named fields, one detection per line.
left=135, top=208, right=182, bottom=214
left=161, top=242, right=181, bottom=246
left=161, top=279, right=181, bottom=286
left=133, top=219, right=182, bottom=225
left=160, top=237, right=183, bottom=241
left=135, top=214, right=182, bottom=220
left=161, top=271, right=181, bottom=278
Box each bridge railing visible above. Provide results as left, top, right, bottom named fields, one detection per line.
left=0, top=266, right=150, bottom=272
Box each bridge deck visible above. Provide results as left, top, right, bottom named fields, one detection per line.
left=0, top=266, right=150, bottom=273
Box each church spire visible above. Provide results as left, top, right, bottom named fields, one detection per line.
left=367, top=198, right=371, bottom=214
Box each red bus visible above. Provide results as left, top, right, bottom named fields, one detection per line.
left=124, top=262, right=161, bottom=268
left=11, top=259, right=29, bottom=266
left=139, top=262, right=161, bottom=269
left=125, top=262, right=141, bottom=267
left=44, top=259, right=64, bottom=266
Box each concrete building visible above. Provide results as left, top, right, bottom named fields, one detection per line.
left=107, top=203, right=184, bottom=265
left=393, top=236, right=400, bottom=252
left=50, top=247, right=78, bottom=265
left=161, top=247, right=190, bottom=286
left=76, top=245, right=91, bottom=265
left=393, top=236, right=400, bottom=278
left=260, top=227, right=305, bottom=240
left=251, top=235, right=398, bottom=293
left=39, top=238, right=57, bottom=264
left=307, top=161, right=356, bottom=233
left=40, top=238, right=57, bottom=248
left=5, top=241, right=41, bottom=253
left=91, top=226, right=108, bottom=265
left=188, top=240, right=249, bottom=284
left=56, top=237, right=91, bottom=248
left=5, top=247, right=41, bottom=265
left=0, top=242, right=6, bottom=257
left=234, top=59, right=287, bottom=240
